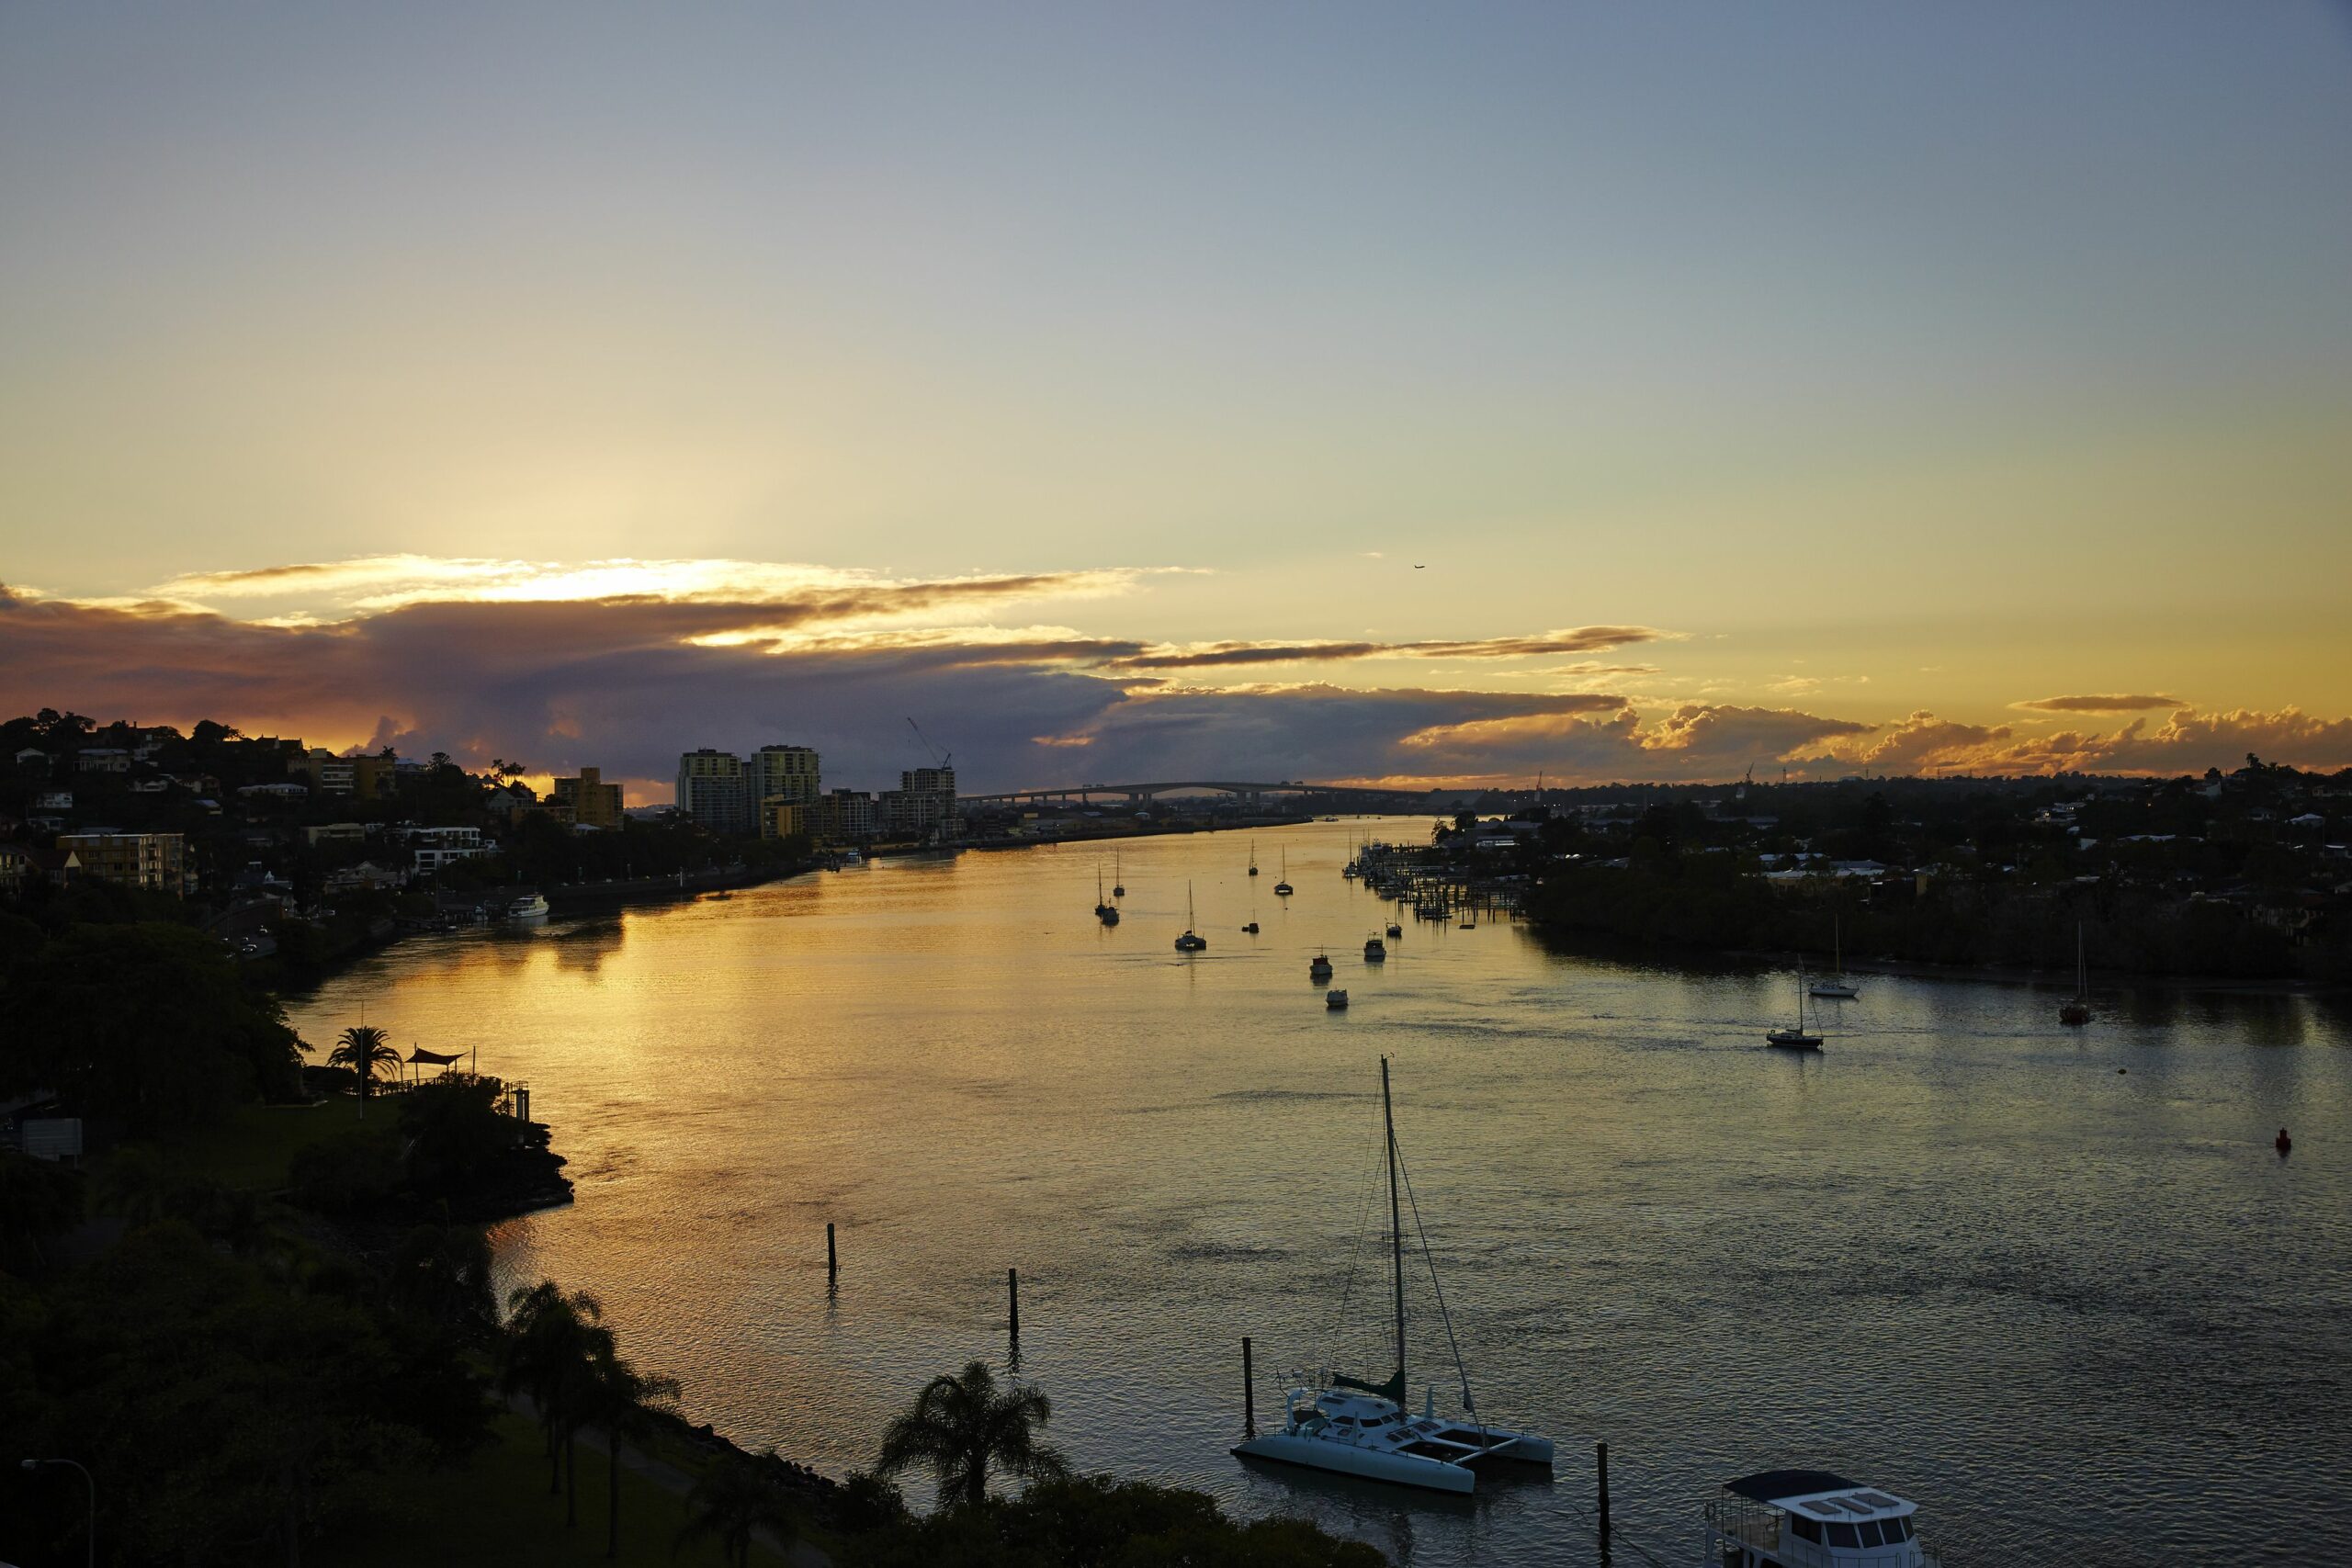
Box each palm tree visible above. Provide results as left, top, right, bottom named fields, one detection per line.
left=875, top=1359, right=1069, bottom=1508
left=389, top=1223, right=497, bottom=1339
left=326, top=1024, right=401, bottom=1119
left=676, top=1451, right=798, bottom=1568
left=582, top=1336, right=680, bottom=1559
left=501, top=1280, right=605, bottom=1518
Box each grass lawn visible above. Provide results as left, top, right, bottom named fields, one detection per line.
left=332, top=1412, right=799, bottom=1566
left=163, top=1097, right=397, bottom=1190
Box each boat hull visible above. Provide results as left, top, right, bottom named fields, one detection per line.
left=1231, top=1435, right=1476, bottom=1495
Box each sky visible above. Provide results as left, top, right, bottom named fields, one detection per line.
left=4, top=2, right=2349, bottom=801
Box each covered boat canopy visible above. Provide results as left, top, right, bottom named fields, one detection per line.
left=1726, top=1470, right=1858, bottom=1504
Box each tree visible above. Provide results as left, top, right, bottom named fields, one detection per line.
left=676, top=1450, right=799, bottom=1568
left=2, top=923, right=310, bottom=1134
left=325, top=1026, right=401, bottom=1119
left=875, top=1360, right=1068, bottom=1508
left=580, top=1336, right=679, bottom=1558
left=387, top=1224, right=496, bottom=1340
left=500, top=1280, right=605, bottom=1522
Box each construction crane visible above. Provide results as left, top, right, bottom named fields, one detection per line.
left=906, top=716, right=953, bottom=773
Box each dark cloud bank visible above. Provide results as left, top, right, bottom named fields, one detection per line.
left=4, top=587, right=2347, bottom=796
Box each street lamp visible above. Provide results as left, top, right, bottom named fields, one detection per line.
left=18, top=1459, right=93, bottom=1568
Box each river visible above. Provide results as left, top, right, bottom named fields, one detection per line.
left=286, top=818, right=2352, bottom=1565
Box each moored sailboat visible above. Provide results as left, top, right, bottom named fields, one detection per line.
left=1232, top=1059, right=1553, bottom=1494
left=2060, top=922, right=2091, bottom=1025
left=1810, top=917, right=1859, bottom=998
left=1273, top=848, right=1294, bottom=897
left=1768, top=962, right=1824, bottom=1050
left=1174, top=882, right=1207, bottom=952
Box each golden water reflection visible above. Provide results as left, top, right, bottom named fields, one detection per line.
left=287, top=819, right=2352, bottom=1565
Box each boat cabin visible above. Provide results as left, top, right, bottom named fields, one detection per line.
left=1703, top=1470, right=1934, bottom=1568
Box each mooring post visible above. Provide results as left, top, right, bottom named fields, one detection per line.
left=1243, top=1336, right=1256, bottom=1437
left=1597, top=1440, right=1611, bottom=1537
left=826, top=1222, right=837, bottom=1279
left=1008, top=1268, right=1020, bottom=1340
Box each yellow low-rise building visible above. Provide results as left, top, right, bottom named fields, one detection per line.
left=552, top=766, right=624, bottom=829
left=59, top=832, right=194, bottom=895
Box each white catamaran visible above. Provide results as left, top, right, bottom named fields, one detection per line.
left=1233, top=1058, right=1554, bottom=1495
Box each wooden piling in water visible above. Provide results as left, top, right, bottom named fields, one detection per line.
left=1597, top=1440, right=1611, bottom=1537
left=1008, top=1268, right=1020, bottom=1340
left=826, top=1222, right=837, bottom=1279
left=1243, top=1337, right=1255, bottom=1437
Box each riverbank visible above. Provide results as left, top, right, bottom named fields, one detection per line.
left=1525, top=920, right=2346, bottom=999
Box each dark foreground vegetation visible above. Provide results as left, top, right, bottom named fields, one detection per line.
left=0, top=901, right=1379, bottom=1564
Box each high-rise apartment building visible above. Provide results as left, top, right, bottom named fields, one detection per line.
left=675, top=750, right=753, bottom=837
left=810, top=789, right=877, bottom=845
left=888, top=766, right=960, bottom=840
left=551, top=766, right=624, bottom=829
left=749, top=745, right=821, bottom=831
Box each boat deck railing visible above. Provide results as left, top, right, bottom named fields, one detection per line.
left=1703, top=1499, right=1937, bottom=1568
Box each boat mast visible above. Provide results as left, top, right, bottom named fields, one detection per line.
left=1383, top=1055, right=1406, bottom=1401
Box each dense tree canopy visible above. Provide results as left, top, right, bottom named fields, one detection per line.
left=0, top=922, right=308, bottom=1133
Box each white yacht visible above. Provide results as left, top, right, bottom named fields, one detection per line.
left=1702, top=1469, right=1938, bottom=1567
left=1232, top=1059, right=1553, bottom=1495
left=506, top=890, right=549, bottom=921
left=1810, top=919, right=1859, bottom=999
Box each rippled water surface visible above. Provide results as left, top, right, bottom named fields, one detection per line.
left=287, top=819, right=2352, bottom=1565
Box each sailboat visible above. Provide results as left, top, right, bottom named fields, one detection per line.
left=1096, top=872, right=1120, bottom=925
left=1273, top=848, right=1294, bottom=897
left=1233, top=1059, right=1553, bottom=1494
left=1810, top=918, right=1859, bottom=998
left=1767, top=961, right=1824, bottom=1050
left=1113, top=853, right=1125, bottom=898
left=1174, top=883, right=1207, bottom=952
left=1249, top=840, right=1260, bottom=877
left=2060, top=923, right=2091, bottom=1025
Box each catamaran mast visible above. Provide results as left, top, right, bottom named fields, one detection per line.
left=1384, top=1055, right=1406, bottom=1399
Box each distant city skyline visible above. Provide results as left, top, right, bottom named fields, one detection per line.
left=4, top=4, right=2348, bottom=797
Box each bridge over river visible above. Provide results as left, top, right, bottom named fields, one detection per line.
left=957, top=779, right=1435, bottom=810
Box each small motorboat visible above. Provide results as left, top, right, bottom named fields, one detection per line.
left=1242, top=920, right=1260, bottom=934
left=1326, top=988, right=1350, bottom=1010
left=1309, top=953, right=1334, bottom=980
left=1703, top=1469, right=1935, bottom=1565
left=1363, top=933, right=1386, bottom=962
left=1385, top=923, right=1402, bottom=939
